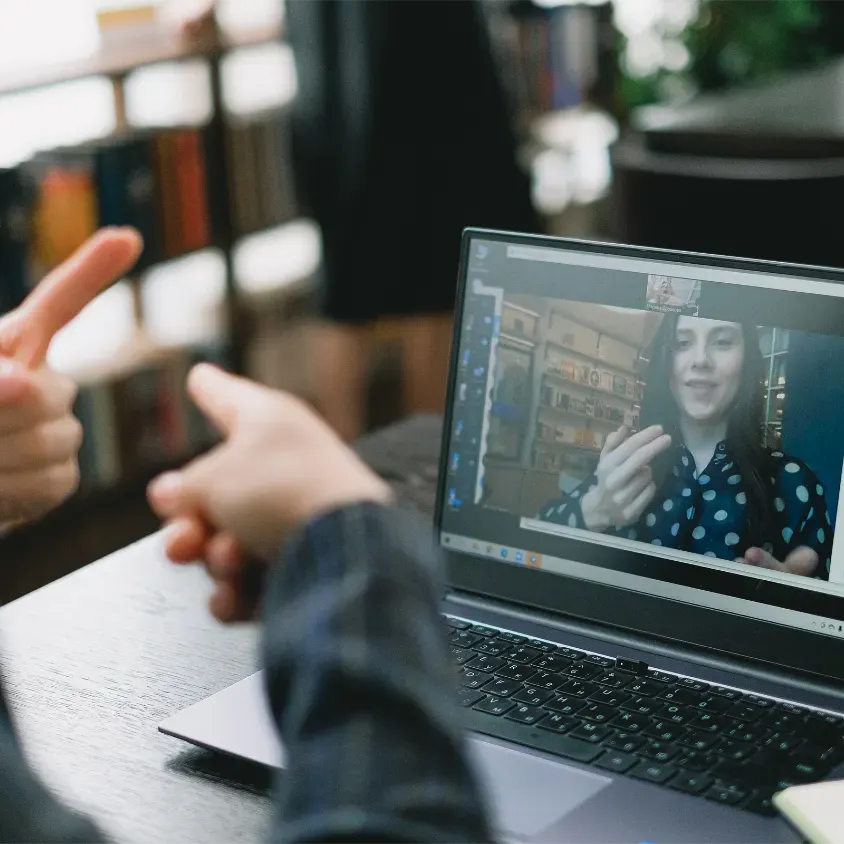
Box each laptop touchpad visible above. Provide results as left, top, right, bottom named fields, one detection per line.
left=468, top=738, right=611, bottom=839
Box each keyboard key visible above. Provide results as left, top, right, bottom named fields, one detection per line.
left=482, top=678, right=521, bottom=697
left=580, top=703, right=616, bottom=724
left=679, top=732, right=719, bottom=752
left=570, top=722, right=611, bottom=744
left=708, top=686, right=741, bottom=700
left=526, top=639, right=557, bottom=653
left=451, top=631, right=482, bottom=648
left=648, top=670, right=675, bottom=684
left=741, top=694, right=774, bottom=709
left=594, top=671, right=629, bottom=689
left=776, top=702, right=809, bottom=717
left=495, top=663, right=537, bottom=684
left=694, top=696, right=732, bottom=714
left=742, top=791, right=777, bottom=817
left=655, top=704, right=694, bottom=725
left=529, top=671, right=567, bottom=691
left=787, top=758, right=829, bottom=782
left=625, top=679, right=664, bottom=698
left=546, top=695, right=586, bottom=717
left=709, top=759, right=752, bottom=784
left=676, top=751, right=714, bottom=772
left=459, top=668, right=492, bottom=689
left=725, top=725, right=767, bottom=744
left=505, top=704, right=544, bottom=725
left=641, top=740, right=679, bottom=763
left=451, top=646, right=474, bottom=665
left=615, top=657, right=648, bottom=675
left=473, top=696, right=515, bottom=716
left=595, top=750, right=638, bottom=773
left=495, top=631, right=526, bottom=644
left=644, top=722, right=685, bottom=743
left=503, top=646, right=542, bottom=665
left=670, top=772, right=713, bottom=795
left=677, top=678, right=710, bottom=693
left=659, top=687, right=702, bottom=706
left=584, top=654, right=614, bottom=668
left=458, top=690, right=485, bottom=707
left=588, top=688, right=631, bottom=708
left=538, top=713, right=577, bottom=734
left=512, top=687, right=553, bottom=707
left=445, top=617, right=471, bottom=630
left=631, top=761, right=677, bottom=785
left=761, top=735, right=800, bottom=758
left=533, top=655, right=575, bottom=673
left=557, top=680, right=598, bottom=698
left=727, top=703, right=764, bottom=722
left=556, top=647, right=586, bottom=660
left=688, top=714, right=727, bottom=733
left=764, top=711, right=805, bottom=734
left=706, top=784, right=748, bottom=806
left=714, top=738, right=753, bottom=760
left=608, top=712, right=647, bottom=733
left=565, top=663, right=601, bottom=680
left=466, top=655, right=506, bottom=673
left=473, top=640, right=508, bottom=657
left=469, top=625, right=498, bottom=636
left=606, top=732, right=646, bottom=753
left=622, top=698, right=660, bottom=717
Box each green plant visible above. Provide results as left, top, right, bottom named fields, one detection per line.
left=615, top=0, right=831, bottom=118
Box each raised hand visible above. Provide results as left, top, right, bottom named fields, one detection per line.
left=148, top=364, right=392, bottom=622
left=0, top=227, right=142, bottom=524
left=580, top=425, right=673, bottom=533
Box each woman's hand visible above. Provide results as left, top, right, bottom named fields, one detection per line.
left=0, top=227, right=142, bottom=525
left=740, top=546, right=819, bottom=577
left=148, top=364, right=393, bottom=622
left=580, top=425, right=672, bottom=533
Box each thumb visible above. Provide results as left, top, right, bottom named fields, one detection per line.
left=147, top=447, right=226, bottom=520
left=784, top=546, right=820, bottom=577
left=187, top=363, right=264, bottom=436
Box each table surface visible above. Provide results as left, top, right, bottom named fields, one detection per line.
left=0, top=414, right=443, bottom=843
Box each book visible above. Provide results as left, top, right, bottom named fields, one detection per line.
left=0, top=165, right=33, bottom=313
left=173, top=129, right=211, bottom=254
left=94, top=134, right=162, bottom=269
left=28, top=148, right=98, bottom=280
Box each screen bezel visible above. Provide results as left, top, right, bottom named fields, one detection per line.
left=437, top=227, right=844, bottom=684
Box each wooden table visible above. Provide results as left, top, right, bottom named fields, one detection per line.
left=0, top=414, right=443, bottom=843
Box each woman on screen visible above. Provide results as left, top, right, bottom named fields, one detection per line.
left=539, top=315, right=833, bottom=579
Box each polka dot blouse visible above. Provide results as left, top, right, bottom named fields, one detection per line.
left=539, top=441, right=833, bottom=580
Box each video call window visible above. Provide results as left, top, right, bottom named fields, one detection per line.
left=477, top=286, right=844, bottom=585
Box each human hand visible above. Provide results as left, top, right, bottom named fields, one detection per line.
left=147, top=364, right=393, bottom=621
left=580, top=425, right=672, bottom=533
left=0, top=228, right=142, bottom=524
left=740, top=546, right=819, bottom=578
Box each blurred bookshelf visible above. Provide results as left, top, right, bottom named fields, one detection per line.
left=485, top=0, right=620, bottom=236
left=0, top=5, right=321, bottom=595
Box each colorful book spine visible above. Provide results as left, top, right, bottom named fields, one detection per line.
left=94, top=135, right=162, bottom=269
left=0, top=166, right=33, bottom=313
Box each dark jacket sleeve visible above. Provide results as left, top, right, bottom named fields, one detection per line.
left=0, top=503, right=493, bottom=843
left=260, top=502, right=495, bottom=843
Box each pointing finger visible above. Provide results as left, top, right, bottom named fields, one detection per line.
left=0, top=227, right=143, bottom=367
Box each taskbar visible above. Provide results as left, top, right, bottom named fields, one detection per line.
left=441, top=532, right=844, bottom=642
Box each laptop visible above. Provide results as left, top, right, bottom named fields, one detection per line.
left=161, top=229, right=844, bottom=843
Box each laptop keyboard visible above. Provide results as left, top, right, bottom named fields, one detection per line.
left=446, top=616, right=844, bottom=817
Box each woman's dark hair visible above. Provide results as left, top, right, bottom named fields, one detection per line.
left=639, top=314, right=774, bottom=546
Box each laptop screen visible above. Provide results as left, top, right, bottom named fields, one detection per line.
left=440, top=234, right=844, bottom=640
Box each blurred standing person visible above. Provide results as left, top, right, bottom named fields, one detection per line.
left=181, top=0, right=539, bottom=440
